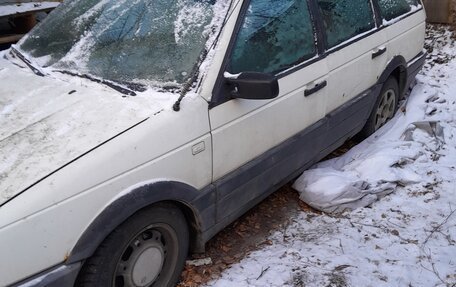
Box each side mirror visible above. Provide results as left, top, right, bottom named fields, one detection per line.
left=225, top=72, right=279, bottom=100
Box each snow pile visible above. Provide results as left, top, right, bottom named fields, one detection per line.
left=205, top=26, right=456, bottom=287
left=293, top=118, right=445, bottom=213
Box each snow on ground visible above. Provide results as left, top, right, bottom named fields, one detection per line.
left=205, top=27, right=456, bottom=287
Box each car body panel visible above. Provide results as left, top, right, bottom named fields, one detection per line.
left=210, top=59, right=328, bottom=180
left=383, top=9, right=426, bottom=63
left=325, top=28, right=388, bottom=114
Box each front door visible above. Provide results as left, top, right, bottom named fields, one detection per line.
left=209, top=0, right=329, bottom=222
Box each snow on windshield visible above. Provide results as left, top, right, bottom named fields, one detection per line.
left=18, top=0, right=228, bottom=88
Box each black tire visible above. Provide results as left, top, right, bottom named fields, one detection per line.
left=358, top=77, right=399, bottom=139
left=75, top=203, right=189, bottom=287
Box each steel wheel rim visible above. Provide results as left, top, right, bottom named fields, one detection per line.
left=113, top=223, right=178, bottom=287
left=374, top=88, right=396, bottom=131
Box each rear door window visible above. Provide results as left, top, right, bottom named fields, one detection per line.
left=229, top=0, right=316, bottom=74
left=316, top=0, right=375, bottom=49
left=378, top=0, right=420, bottom=21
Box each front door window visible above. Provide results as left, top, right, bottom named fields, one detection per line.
left=229, top=0, right=316, bottom=74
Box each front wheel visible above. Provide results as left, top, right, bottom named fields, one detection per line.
left=359, top=77, right=399, bottom=138
left=76, top=203, right=189, bottom=287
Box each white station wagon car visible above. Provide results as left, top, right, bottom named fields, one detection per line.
left=0, top=0, right=426, bottom=286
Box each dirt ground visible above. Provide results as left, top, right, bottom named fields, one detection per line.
left=178, top=185, right=310, bottom=287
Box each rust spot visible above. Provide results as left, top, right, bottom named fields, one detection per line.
left=64, top=252, right=70, bottom=262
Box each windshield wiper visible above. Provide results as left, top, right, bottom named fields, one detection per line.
left=8, top=49, right=143, bottom=96
left=55, top=70, right=146, bottom=96
left=10, top=47, right=46, bottom=77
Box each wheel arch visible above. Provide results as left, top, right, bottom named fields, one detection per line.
left=67, top=181, right=214, bottom=265
left=378, top=55, right=408, bottom=99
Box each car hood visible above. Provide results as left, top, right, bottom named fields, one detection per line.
left=0, top=56, right=169, bottom=206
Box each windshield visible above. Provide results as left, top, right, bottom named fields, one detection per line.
left=18, top=0, right=223, bottom=88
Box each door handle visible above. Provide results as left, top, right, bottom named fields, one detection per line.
left=304, top=80, right=327, bottom=97
left=372, top=47, right=387, bottom=59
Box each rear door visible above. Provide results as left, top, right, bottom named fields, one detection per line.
left=314, top=0, right=388, bottom=140
left=209, top=0, right=329, bottom=222
left=316, top=0, right=388, bottom=112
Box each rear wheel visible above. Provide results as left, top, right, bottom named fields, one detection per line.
left=359, top=77, right=399, bottom=138
left=76, top=203, right=189, bottom=287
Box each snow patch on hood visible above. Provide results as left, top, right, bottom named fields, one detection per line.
left=0, top=55, right=178, bottom=205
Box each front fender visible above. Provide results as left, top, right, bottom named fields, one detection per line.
left=67, top=181, right=216, bottom=264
